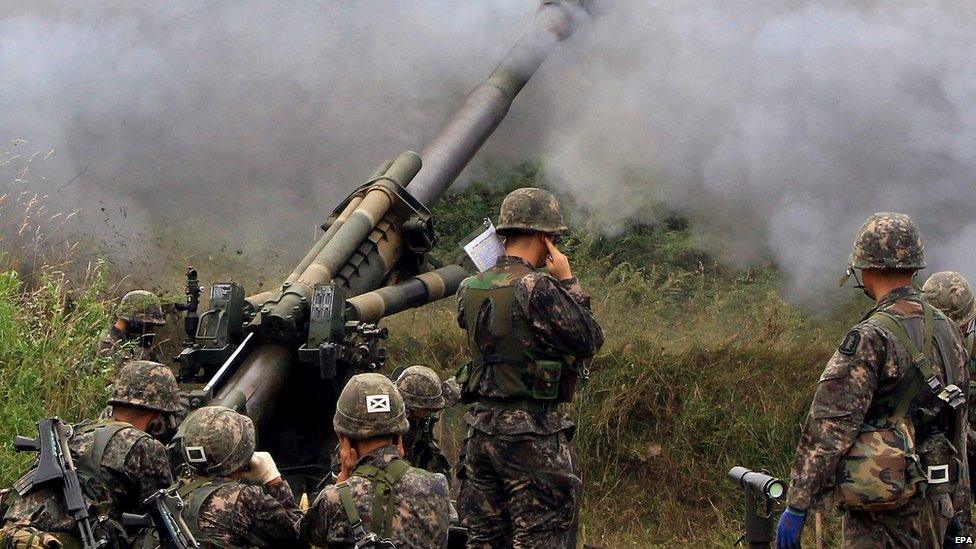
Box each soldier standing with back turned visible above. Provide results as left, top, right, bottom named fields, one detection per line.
left=923, top=270, right=976, bottom=538
left=776, top=213, right=969, bottom=548
left=455, top=188, right=604, bottom=548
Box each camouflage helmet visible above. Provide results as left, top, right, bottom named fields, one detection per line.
left=334, top=373, right=409, bottom=439
left=117, top=290, right=166, bottom=326
left=395, top=366, right=447, bottom=411
left=108, top=360, right=181, bottom=413
left=923, top=271, right=976, bottom=327
left=496, top=187, right=568, bottom=235
left=179, top=406, right=256, bottom=477
left=849, top=212, right=925, bottom=271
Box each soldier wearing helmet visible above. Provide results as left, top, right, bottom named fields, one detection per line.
left=395, top=365, right=453, bottom=482
left=924, top=271, right=976, bottom=506
left=302, top=373, right=451, bottom=548
left=134, top=406, right=302, bottom=548
left=776, top=213, right=970, bottom=549
left=0, top=361, right=179, bottom=547
left=98, top=290, right=167, bottom=371
left=455, top=187, right=604, bottom=547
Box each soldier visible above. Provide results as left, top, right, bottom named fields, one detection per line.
left=923, top=271, right=976, bottom=524
left=0, top=361, right=180, bottom=548
left=395, top=365, right=453, bottom=481
left=776, top=213, right=970, bottom=549
left=98, top=290, right=167, bottom=370
left=140, top=406, right=302, bottom=548
left=302, top=373, right=451, bottom=548
left=455, top=187, right=604, bottom=548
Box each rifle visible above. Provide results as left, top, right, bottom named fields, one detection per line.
left=728, top=467, right=787, bottom=548
left=122, top=489, right=199, bottom=549
left=14, top=418, right=105, bottom=549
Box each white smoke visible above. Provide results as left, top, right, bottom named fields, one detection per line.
left=542, top=1, right=976, bottom=304
left=3, top=1, right=976, bottom=305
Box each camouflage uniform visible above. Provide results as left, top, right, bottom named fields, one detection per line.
left=97, top=325, right=160, bottom=368
left=923, top=271, right=976, bottom=526
left=302, top=373, right=451, bottom=548
left=98, top=290, right=166, bottom=372
left=786, top=213, right=969, bottom=548
left=145, top=407, right=302, bottom=548
left=455, top=188, right=604, bottom=548
left=303, top=445, right=451, bottom=547
left=1, top=362, right=180, bottom=548
left=396, top=366, right=453, bottom=481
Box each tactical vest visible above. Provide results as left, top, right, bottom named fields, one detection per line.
left=338, top=459, right=412, bottom=548
left=173, top=477, right=234, bottom=549
left=457, top=265, right=572, bottom=404
left=131, top=477, right=233, bottom=549
left=3, top=421, right=133, bottom=546
left=835, top=300, right=966, bottom=509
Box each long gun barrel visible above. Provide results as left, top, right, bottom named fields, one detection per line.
left=178, top=1, right=589, bottom=491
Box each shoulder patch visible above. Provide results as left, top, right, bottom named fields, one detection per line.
left=838, top=330, right=861, bottom=356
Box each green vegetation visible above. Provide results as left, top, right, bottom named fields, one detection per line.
left=0, top=165, right=863, bottom=546
left=0, top=268, right=116, bottom=482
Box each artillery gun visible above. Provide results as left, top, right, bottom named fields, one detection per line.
left=174, top=1, right=590, bottom=489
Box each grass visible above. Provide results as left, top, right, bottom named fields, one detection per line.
left=0, top=163, right=865, bottom=546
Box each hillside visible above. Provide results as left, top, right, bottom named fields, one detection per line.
left=0, top=166, right=863, bottom=546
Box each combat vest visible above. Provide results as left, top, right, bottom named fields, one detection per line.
left=457, top=263, right=576, bottom=405
left=835, top=299, right=966, bottom=510
left=173, top=477, right=234, bottom=549
left=337, top=459, right=412, bottom=548
left=3, top=420, right=134, bottom=546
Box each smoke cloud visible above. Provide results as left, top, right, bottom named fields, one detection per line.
left=541, top=1, right=976, bottom=304
left=3, top=1, right=976, bottom=305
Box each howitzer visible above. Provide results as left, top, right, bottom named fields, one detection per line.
left=122, top=489, right=199, bottom=549
left=174, top=0, right=589, bottom=491
left=14, top=418, right=105, bottom=549
left=728, top=467, right=787, bottom=548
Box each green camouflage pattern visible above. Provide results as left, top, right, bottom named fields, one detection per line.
left=108, top=360, right=182, bottom=413
left=116, top=290, right=166, bottom=325
left=841, top=493, right=950, bottom=548
left=177, top=477, right=302, bottom=547
left=923, top=271, right=976, bottom=327
left=302, top=445, right=451, bottom=548
left=395, top=366, right=447, bottom=411
left=402, top=416, right=452, bottom=484
left=2, top=420, right=173, bottom=544
left=834, top=418, right=925, bottom=510
left=459, top=429, right=581, bottom=547
left=495, top=187, right=568, bottom=235
left=0, top=522, right=62, bottom=548
left=787, top=286, right=968, bottom=520
left=849, top=212, right=925, bottom=270
left=333, top=373, right=409, bottom=439
left=179, top=406, right=256, bottom=477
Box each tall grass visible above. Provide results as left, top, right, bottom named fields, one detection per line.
left=0, top=268, right=115, bottom=481
left=0, top=163, right=861, bottom=546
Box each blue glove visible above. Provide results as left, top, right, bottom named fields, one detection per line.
left=776, top=506, right=806, bottom=549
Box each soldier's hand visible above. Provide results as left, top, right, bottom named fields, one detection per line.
left=337, top=437, right=358, bottom=483
left=544, top=236, right=572, bottom=281
left=241, top=451, right=281, bottom=485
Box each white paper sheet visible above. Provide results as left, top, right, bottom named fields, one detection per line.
left=462, top=219, right=505, bottom=272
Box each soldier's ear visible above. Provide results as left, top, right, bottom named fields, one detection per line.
left=396, top=434, right=405, bottom=458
